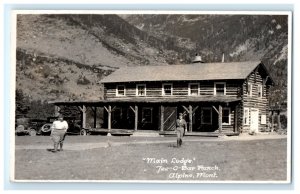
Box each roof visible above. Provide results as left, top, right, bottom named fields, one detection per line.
left=49, top=96, right=241, bottom=105
left=101, top=61, right=264, bottom=83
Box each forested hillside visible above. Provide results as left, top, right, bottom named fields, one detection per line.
left=16, top=14, right=288, bottom=118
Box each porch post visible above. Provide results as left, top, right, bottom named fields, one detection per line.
left=189, top=105, right=193, bottom=132
left=108, top=105, right=112, bottom=130
left=234, top=105, right=238, bottom=133
left=218, top=104, right=222, bottom=134
left=82, top=105, right=87, bottom=129
left=134, top=105, right=138, bottom=131
left=160, top=105, right=164, bottom=131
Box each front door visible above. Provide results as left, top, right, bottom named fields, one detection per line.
left=163, top=106, right=177, bottom=131
left=250, top=109, right=259, bottom=133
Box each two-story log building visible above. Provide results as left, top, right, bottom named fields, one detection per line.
left=50, top=58, right=273, bottom=136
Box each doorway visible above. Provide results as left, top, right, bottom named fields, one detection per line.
left=250, top=109, right=259, bottom=133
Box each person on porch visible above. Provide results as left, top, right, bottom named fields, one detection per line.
left=176, top=113, right=187, bottom=148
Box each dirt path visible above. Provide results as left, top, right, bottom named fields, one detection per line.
left=14, top=134, right=287, bottom=150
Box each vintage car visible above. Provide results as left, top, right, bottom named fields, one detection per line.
left=15, top=118, right=47, bottom=136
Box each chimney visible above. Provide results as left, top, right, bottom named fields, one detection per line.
left=222, top=53, right=225, bottom=63
left=192, top=53, right=204, bottom=63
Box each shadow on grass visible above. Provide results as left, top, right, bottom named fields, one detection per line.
left=168, top=144, right=180, bottom=148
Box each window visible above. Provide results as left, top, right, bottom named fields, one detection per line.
left=247, top=83, right=253, bottom=96
left=222, top=108, right=231, bottom=125
left=257, top=84, right=262, bottom=97
left=162, top=83, right=173, bottom=96
left=214, top=82, right=226, bottom=96
left=142, top=107, right=153, bottom=123
left=116, top=85, right=125, bottom=96
left=243, top=108, right=250, bottom=125
left=136, top=84, right=146, bottom=96
left=188, top=83, right=199, bottom=96
left=201, top=107, right=212, bottom=124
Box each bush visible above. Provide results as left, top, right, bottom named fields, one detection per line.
left=77, top=75, right=91, bottom=85
left=280, top=114, right=287, bottom=129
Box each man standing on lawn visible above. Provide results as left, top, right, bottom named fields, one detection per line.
left=176, top=113, right=187, bottom=148
left=50, top=114, right=68, bottom=153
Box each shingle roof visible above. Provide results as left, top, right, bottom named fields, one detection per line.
left=101, top=61, right=263, bottom=83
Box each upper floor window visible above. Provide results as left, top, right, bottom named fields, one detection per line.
left=162, top=83, right=173, bottom=96
left=246, top=83, right=253, bottom=96
left=257, top=84, right=263, bottom=98
left=214, top=82, right=226, bottom=96
left=222, top=108, right=231, bottom=125
left=116, top=85, right=125, bottom=96
left=136, top=84, right=146, bottom=96
left=188, top=83, right=199, bottom=96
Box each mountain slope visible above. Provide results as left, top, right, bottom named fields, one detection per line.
left=123, top=14, right=289, bottom=105
left=16, top=14, right=289, bottom=119
left=124, top=14, right=288, bottom=64
left=16, top=14, right=192, bottom=103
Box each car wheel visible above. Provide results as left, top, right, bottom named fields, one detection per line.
left=41, top=124, right=52, bottom=133
left=29, top=128, right=37, bottom=136
left=80, top=129, right=87, bottom=136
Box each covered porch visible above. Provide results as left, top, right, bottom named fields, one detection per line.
left=49, top=96, right=242, bottom=137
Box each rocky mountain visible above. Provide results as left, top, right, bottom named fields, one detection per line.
left=16, top=14, right=190, bottom=102
left=122, top=14, right=288, bottom=106
left=16, top=14, right=288, bottom=118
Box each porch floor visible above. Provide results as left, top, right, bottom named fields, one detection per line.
left=159, top=130, right=239, bottom=137
left=84, top=128, right=239, bottom=137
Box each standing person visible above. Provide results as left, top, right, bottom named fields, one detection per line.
left=176, top=113, right=187, bottom=148
left=50, top=114, right=68, bottom=153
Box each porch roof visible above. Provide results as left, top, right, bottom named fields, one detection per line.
left=49, top=96, right=241, bottom=105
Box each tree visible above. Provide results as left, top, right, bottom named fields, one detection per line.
left=15, top=89, right=30, bottom=117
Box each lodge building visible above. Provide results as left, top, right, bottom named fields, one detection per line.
left=51, top=58, right=274, bottom=136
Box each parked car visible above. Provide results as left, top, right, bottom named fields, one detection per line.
left=15, top=118, right=47, bottom=136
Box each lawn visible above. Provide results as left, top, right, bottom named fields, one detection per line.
left=14, top=136, right=288, bottom=182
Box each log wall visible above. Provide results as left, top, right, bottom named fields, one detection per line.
left=241, top=67, right=270, bottom=132
left=104, top=80, right=242, bottom=99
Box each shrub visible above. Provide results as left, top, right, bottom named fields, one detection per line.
left=77, top=75, right=91, bottom=85
left=280, top=114, right=287, bottom=129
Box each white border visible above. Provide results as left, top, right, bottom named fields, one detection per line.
left=11, top=10, right=292, bottom=15
left=9, top=10, right=292, bottom=184
left=10, top=11, right=17, bottom=183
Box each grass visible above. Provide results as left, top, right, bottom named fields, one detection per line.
left=14, top=136, right=287, bottom=181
